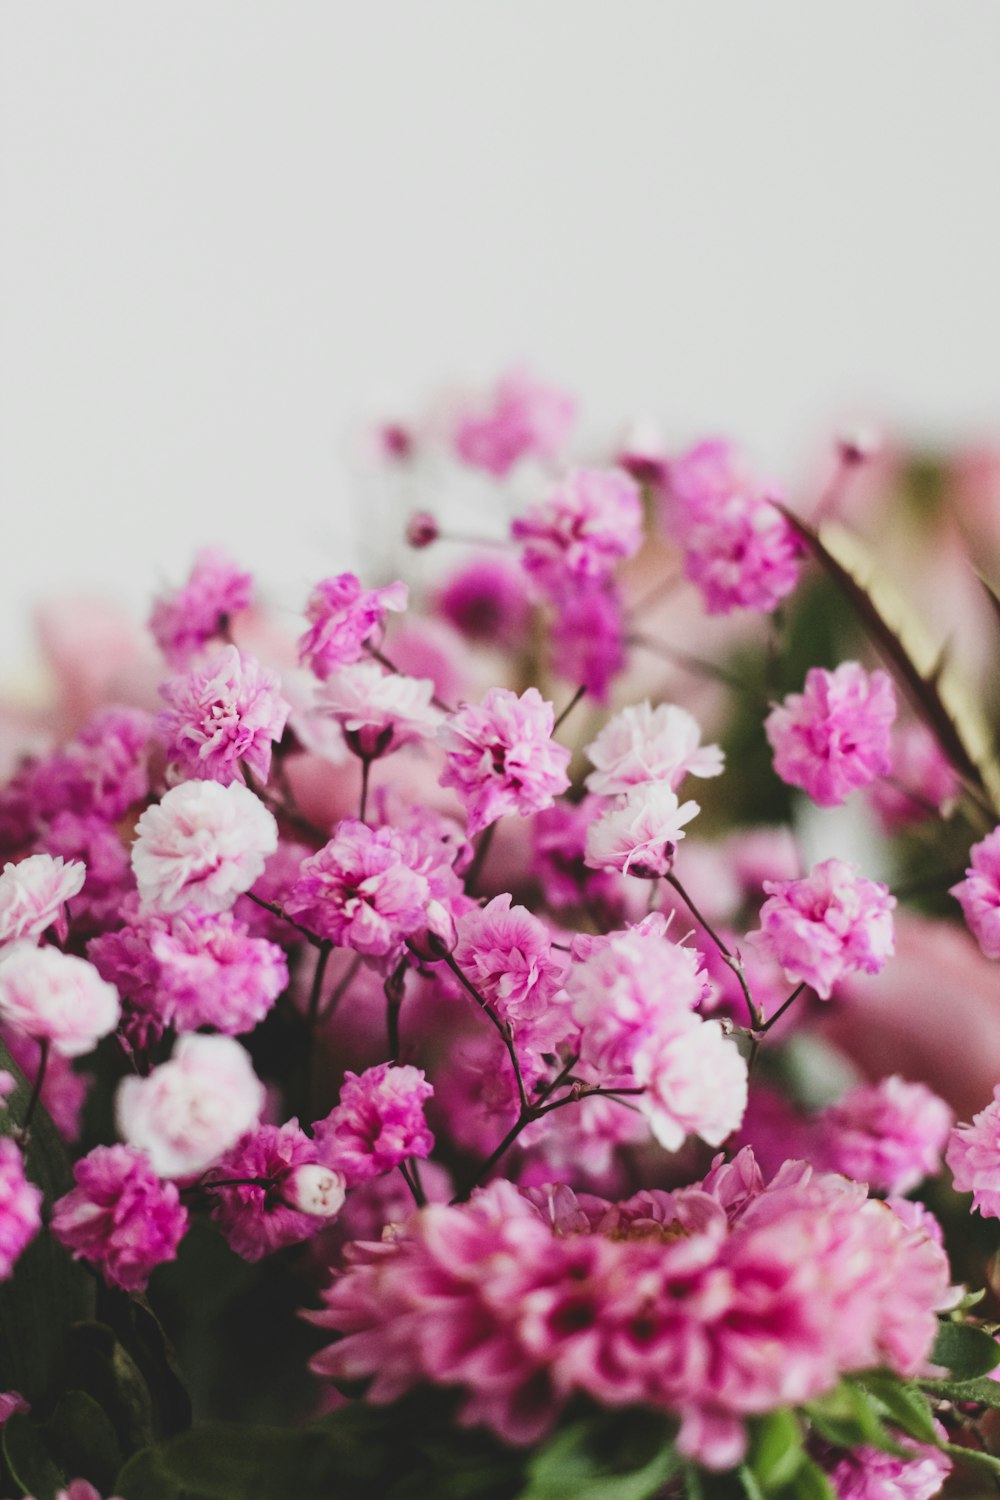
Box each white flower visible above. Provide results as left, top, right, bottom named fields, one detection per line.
left=0, top=945, right=120, bottom=1057
left=585, top=701, right=724, bottom=797
left=0, top=854, right=86, bottom=953
left=633, top=1015, right=748, bottom=1151
left=132, top=780, right=278, bottom=913
left=283, top=1163, right=347, bottom=1217
left=584, top=782, right=700, bottom=876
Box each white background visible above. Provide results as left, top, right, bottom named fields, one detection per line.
left=2, top=3, right=1000, bottom=673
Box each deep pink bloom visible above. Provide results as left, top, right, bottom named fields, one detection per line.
left=869, top=721, right=958, bottom=831
left=755, top=858, right=896, bottom=1000
left=313, top=1062, right=434, bottom=1185
left=550, top=584, right=626, bottom=704
left=435, top=557, right=531, bottom=645
left=25, top=709, right=153, bottom=827
left=947, top=1084, right=1000, bottom=1218
left=453, top=369, right=575, bottom=477
left=827, top=1435, right=951, bottom=1500
left=298, top=573, right=408, bottom=681
left=0, top=853, right=86, bottom=951
left=584, top=782, right=700, bottom=876
left=87, top=896, right=172, bottom=1047
left=438, top=687, right=571, bottom=837
left=532, top=799, right=628, bottom=921
left=51, top=1144, right=188, bottom=1291
left=668, top=439, right=800, bottom=615
left=208, top=1122, right=342, bottom=1261
left=765, top=663, right=897, bottom=807
left=157, top=645, right=290, bottom=787
left=150, top=907, right=288, bottom=1034
left=316, top=661, right=440, bottom=759
left=512, top=467, right=643, bottom=597
left=818, top=1076, right=954, bottom=1194
left=585, top=701, right=724, bottom=796
left=0, top=946, right=120, bottom=1057
left=286, top=821, right=432, bottom=958
left=150, top=548, right=254, bottom=667
left=131, top=781, right=279, bottom=914
left=951, top=827, right=1000, bottom=959
left=0, top=1137, right=42, bottom=1280
left=453, top=894, right=565, bottom=1029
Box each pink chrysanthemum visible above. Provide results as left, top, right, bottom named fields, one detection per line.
left=549, top=584, right=626, bottom=705
left=51, top=1144, right=188, bottom=1291
left=818, top=1075, right=954, bottom=1195
left=827, top=1433, right=951, bottom=1500
left=765, top=662, right=897, bottom=808
left=131, top=780, right=279, bottom=914
left=584, top=782, right=701, bottom=877
left=438, top=687, right=571, bottom=837
left=157, top=645, right=290, bottom=787
left=946, top=1084, right=1000, bottom=1219
left=754, top=858, right=896, bottom=1000
left=150, top=907, right=288, bottom=1034
left=0, top=946, right=120, bottom=1057
left=298, top=573, right=408, bottom=681
left=633, top=1012, right=749, bottom=1151
left=585, top=701, right=725, bottom=796
left=207, top=1122, right=343, bottom=1261
left=512, top=467, right=643, bottom=597
left=951, top=827, right=1000, bottom=959
left=0, top=1137, right=42, bottom=1280
left=453, top=894, right=565, bottom=1030
left=435, top=557, right=531, bottom=644
left=286, top=821, right=432, bottom=958
left=315, top=661, right=440, bottom=759
left=453, top=369, right=575, bottom=477
left=0, top=853, right=86, bottom=951
left=150, top=547, right=254, bottom=667
left=312, top=1062, right=434, bottom=1185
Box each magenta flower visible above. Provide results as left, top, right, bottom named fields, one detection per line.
left=585, top=700, right=724, bottom=796
left=51, top=1144, right=188, bottom=1291
left=0, top=853, right=86, bottom=952
left=584, top=781, right=700, bottom=876
left=947, top=1084, right=1000, bottom=1218
left=313, top=1062, right=434, bottom=1185
left=438, top=687, right=571, bottom=837
left=286, top=821, right=432, bottom=958
left=818, top=1075, right=954, bottom=1195
left=150, top=547, right=254, bottom=667
left=435, top=557, right=531, bottom=644
left=951, top=826, right=1000, bottom=959
left=453, top=894, right=565, bottom=1029
left=754, top=858, right=896, bottom=1000
left=87, top=896, right=172, bottom=1047
left=150, top=907, right=288, bottom=1034
left=512, top=467, right=643, bottom=597
left=869, top=721, right=958, bottom=831
left=453, top=368, right=575, bottom=477
left=298, top=573, right=408, bottom=681
left=131, top=781, right=278, bottom=914
left=38, top=814, right=133, bottom=935
left=765, top=662, right=897, bottom=807
left=550, top=584, right=626, bottom=704
left=208, top=1122, right=341, bottom=1261
left=157, top=645, right=290, bottom=787
left=26, top=708, right=153, bottom=825
left=0, top=947, right=120, bottom=1057
left=0, top=1137, right=42, bottom=1280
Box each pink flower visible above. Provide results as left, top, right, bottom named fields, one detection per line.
left=947, top=1084, right=1000, bottom=1218
left=584, top=701, right=725, bottom=796
left=827, top=1435, right=951, bottom=1500
left=584, top=782, right=700, bottom=876
left=116, top=1033, right=266, bottom=1178
left=512, top=467, right=644, bottom=597
left=453, top=895, right=565, bottom=1029
left=765, top=662, right=897, bottom=807
left=438, top=687, right=571, bottom=837
left=150, top=907, right=288, bottom=1034
left=38, top=814, right=134, bottom=935
left=755, top=858, right=896, bottom=1000
left=150, top=547, right=254, bottom=667
left=26, top=709, right=152, bottom=825
left=316, top=661, right=440, bottom=759
left=286, top=821, right=432, bottom=958
left=633, top=1013, right=748, bottom=1151
left=313, top=1062, right=434, bottom=1185
left=453, top=369, right=575, bottom=477
left=156, top=646, right=290, bottom=787
left=818, top=1076, right=954, bottom=1194
left=51, top=1144, right=188, bottom=1291
left=207, top=1122, right=339, bottom=1261
left=298, top=573, right=408, bottom=681
left=0, top=1391, right=28, bottom=1424
left=283, top=1163, right=348, bottom=1218
left=131, top=780, right=278, bottom=914
left=549, top=584, right=626, bottom=704
left=0, top=854, right=86, bottom=951
left=0, top=947, right=120, bottom=1057
left=869, top=721, right=959, bottom=831
left=668, top=439, right=800, bottom=615
left=87, top=897, right=172, bottom=1047
left=435, top=557, right=531, bottom=644
left=951, top=827, right=1000, bottom=959
left=532, top=799, right=628, bottom=920
left=53, top=1484, right=123, bottom=1500
left=0, top=1137, right=42, bottom=1279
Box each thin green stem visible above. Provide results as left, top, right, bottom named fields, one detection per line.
left=20, top=1039, right=49, bottom=1137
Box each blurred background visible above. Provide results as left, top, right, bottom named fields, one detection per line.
left=2, top=2, right=1000, bottom=673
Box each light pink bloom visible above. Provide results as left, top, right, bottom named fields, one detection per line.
left=755, top=858, right=895, bottom=1000
left=869, top=721, right=959, bottom=831
left=827, top=1434, right=951, bottom=1500
left=453, top=894, right=565, bottom=1029
left=313, top=1062, right=434, bottom=1185
left=952, top=827, right=1000, bottom=959
left=116, top=1033, right=266, bottom=1179
left=51, top=1144, right=188, bottom=1291
left=298, top=573, right=408, bottom=681
left=0, top=946, right=119, bottom=1057
left=819, top=1075, right=954, bottom=1194
left=0, top=854, right=86, bottom=951
left=549, top=584, right=626, bottom=705
left=131, top=780, right=278, bottom=914
left=512, top=467, right=643, bottom=597
left=765, top=662, right=897, bottom=807
left=584, top=781, right=700, bottom=876
left=284, top=1163, right=347, bottom=1218
left=150, top=907, right=288, bottom=1034
left=585, top=701, right=724, bottom=796
left=438, top=687, right=571, bottom=837
left=157, top=645, right=290, bottom=787
left=453, top=368, right=575, bottom=477
left=207, top=1122, right=334, bottom=1261
left=286, top=821, right=432, bottom=958
left=316, top=660, right=440, bottom=759
left=633, top=1014, right=748, bottom=1151
left=150, top=547, right=253, bottom=667
left=947, top=1084, right=1000, bottom=1218
left=0, top=1137, right=42, bottom=1279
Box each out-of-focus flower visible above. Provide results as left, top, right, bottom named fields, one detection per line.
left=316, top=660, right=440, bottom=759
left=0, top=1137, right=42, bottom=1280
left=0, top=946, right=120, bottom=1057
left=512, top=467, right=643, bottom=597
left=453, top=369, right=575, bottom=477
left=150, top=548, right=253, bottom=667
left=298, top=573, right=408, bottom=681
left=952, top=827, right=1000, bottom=959
left=818, top=1075, right=953, bottom=1194
left=0, top=854, right=86, bottom=951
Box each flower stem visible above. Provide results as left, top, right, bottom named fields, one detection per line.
left=663, top=871, right=762, bottom=1028
left=20, top=1039, right=49, bottom=1138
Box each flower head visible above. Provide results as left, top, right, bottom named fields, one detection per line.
left=208, top=1122, right=339, bottom=1261
left=316, top=661, right=440, bottom=759
left=438, top=687, right=571, bottom=837
left=435, top=557, right=531, bottom=644
left=584, top=781, right=700, bottom=877
left=313, top=1062, right=434, bottom=1185
left=585, top=701, right=724, bottom=796
left=286, top=821, right=432, bottom=958
left=453, top=369, right=575, bottom=477
left=755, top=859, right=895, bottom=999
left=0, top=946, right=120, bottom=1057
left=512, top=467, right=643, bottom=598
left=550, top=584, right=626, bottom=704
left=0, top=854, right=86, bottom=952
left=947, top=1084, right=1000, bottom=1218
left=819, top=1075, right=954, bottom=1195
left=0, top=1137, right=42, bottom=1280
left=765, top=662, right=897, bottom=807
left=150, top=907, right=288, bottom=1034
left=298, top=573, right=408, bottom=681
left=150, top=548, right=253, bottom=667
left=453, top=894, right=565, bottom=1030
left=951, top=827, right=1000, bottom=959
left=156, top=645, right=290, bottom=787
left=51, top=1144, right=188, bottom=1291
left=132, top=780, right=278, bottom=913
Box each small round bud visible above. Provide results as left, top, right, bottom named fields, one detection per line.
left=406, top=510, right=439, bottom=549
left=379, top=422, right=415, bottom=461
left=837, top=425, right=881, bottom=466
left=282, top=1163, right=347, bottom=1218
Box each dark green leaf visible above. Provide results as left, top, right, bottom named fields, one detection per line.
left=852, top=1374, right=938, bottom=1445
left=522, top=1410, right=678, bottom=1500
left=746, top=1410, right=803, bottom=1491
left=931, top=1320, right=1000, bottom=1380
left=804, top=1382, right=907, bottom=1456
left=44, top=1389, right=124, bottom=1494
left=920, top=1375, right=1000, bottom=1409
left=2, top=1412, right=66, bottom=1500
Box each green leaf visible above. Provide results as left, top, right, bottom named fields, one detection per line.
left=522, top=1411, right=678, bottom=1500
left=745, top=1410, right=804, bottom=1491
left=939, top=1441, right=1000, bottom=1478
left=804, top=1382, right=907, bottom=1456
left=931, top=1319, right=1000, bottom=1380
left=777, top=1459, right=835, bottom=1500
left=738, top=1467, right=766, bottom=1500
left=2, top=1411, right=66, bottom=1500
left=44, top=1389, right=124, bottom=1495
left=852, top=1374, right=938, bottom=1445
left=920, top=1374, right=1000, bottom=1409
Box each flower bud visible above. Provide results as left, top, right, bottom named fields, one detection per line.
left=282, top=1163, right=346, bottom=1218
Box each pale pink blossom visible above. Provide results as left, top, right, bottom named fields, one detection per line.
left=0, top=1136, right=42, bottom=1279
left=150, top=907, right=288, bottom=1034
left=947, top=1084, right=1000, bottom=1218
left=312, top=1062, right=434, bottom=1185
left=951, top=827, right=1000, bottom=959
left=827, top=1434, right=951, bottom=1500
left=150, top=547, right=253, bottom=667
left=453, top=369, right=575, bottom=477
left=0, top=853, right=86, bottom=951
left=438, top=687, right=571, bottom=837
left=633, top=1013, right=748, bottom=1151
left=285, top=821, right=432, bottom=958
left=765, top=662, right=897, bottom=807
left=452, top=894, right=565, bottom=1029
left=131, top=780, right=278, bottom=914
left=284, top=1163, right=347, bottom=1218
left=584, top=781, right=700, bottom=876
left=512, top=467, right=643, bottom=597
left=754, top=858, right=895, bottom=999
left=298, top=573, right=408, bottom=681
left=116, top=1033, right=266, bottom=1178
left=207, top=1122, right=333, bottom=1261
left=316, top=660, right=440, bottom=759
left=157, top=645, right=290, bottom=787
left=0, top=946, right=120, bottom=1057
left=818, top=1076, right=954, bottom=1194
left=584, top=701, right=724, bottom=796
left=51, top=1143, right=188, bottom=1291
